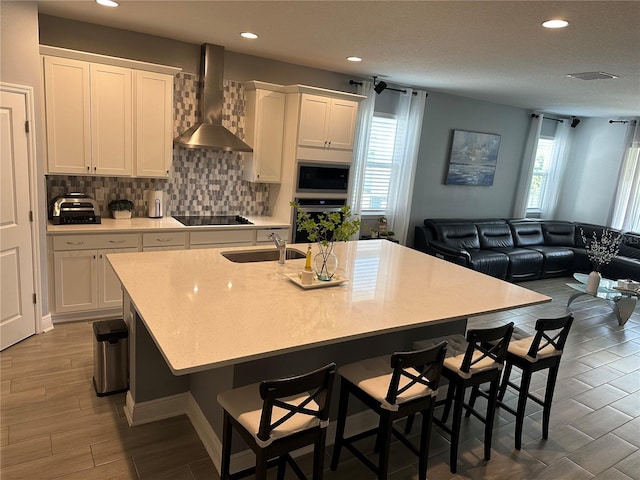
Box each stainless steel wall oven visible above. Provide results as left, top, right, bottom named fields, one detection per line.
left=292, top=198, right=347, bottom=243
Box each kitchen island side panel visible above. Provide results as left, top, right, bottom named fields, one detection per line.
left=132, top=312, right=189, bottom=403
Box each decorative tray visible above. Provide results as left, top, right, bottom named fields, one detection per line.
left=285, top=273, right=348, bottom=289
left=613, top=286, right=640, bottom=294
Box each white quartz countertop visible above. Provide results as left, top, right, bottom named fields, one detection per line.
left=107, top=241, right=550, bottom=375
left=46, top=215, right=290, bottom=234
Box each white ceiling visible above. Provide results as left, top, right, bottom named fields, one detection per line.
left=37, top=0, right=640, bottom=118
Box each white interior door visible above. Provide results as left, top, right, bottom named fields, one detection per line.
left=1, top=89, right=37, bottom=350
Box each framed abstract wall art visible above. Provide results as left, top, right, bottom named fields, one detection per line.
left=445, top=130, right=501, bottom=186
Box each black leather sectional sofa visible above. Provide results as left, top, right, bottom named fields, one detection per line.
left=414, top=218, right=640, bottom=282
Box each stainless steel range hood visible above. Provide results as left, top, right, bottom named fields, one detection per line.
left=174, top=44, right=253, bottom=152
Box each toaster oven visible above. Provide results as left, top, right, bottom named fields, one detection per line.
left=49, top=193, right=101, bottom=225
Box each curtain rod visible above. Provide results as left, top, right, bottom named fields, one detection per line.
left=530, top=113, right=564, bottom=123
left=349, top=78, right=419, bottom=96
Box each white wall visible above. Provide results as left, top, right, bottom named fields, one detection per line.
left=555, top=118, right=628, bottom=224
left=1, top=1, right=49, bottom=315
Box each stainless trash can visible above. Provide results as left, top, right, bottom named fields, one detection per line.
left=93, top=319, right=129, bottom=396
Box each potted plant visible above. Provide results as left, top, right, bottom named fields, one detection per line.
left=290, top=201, right=360, bottom=280
left=108, top=199, right=134, bottom=219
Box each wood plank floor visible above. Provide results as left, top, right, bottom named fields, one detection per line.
left=1, top=277, right=639, bottom=479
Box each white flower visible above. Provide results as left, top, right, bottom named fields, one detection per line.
left=580, top=228, right=621, bottom=271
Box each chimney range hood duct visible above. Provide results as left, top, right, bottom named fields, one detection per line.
left=174, top=44, right=253, bottom=152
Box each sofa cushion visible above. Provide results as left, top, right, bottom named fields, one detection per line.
left=603, top=257, right=640, bottom=282
left=437, top=223, right=481, bottom=250
left=526, top=246, right=574, bottom=277
left=468, top=250, right=509, bottom=279
left=492, top=248, right=543, bottom=281
left=477, top=223, right=514, bottom=249
left=542, top=221, right=575, bottom=246
left=619, top=233, right=640, bottom=260
left=510, top=222, right=545, bottom=247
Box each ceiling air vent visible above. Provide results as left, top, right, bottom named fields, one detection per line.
left=566, top=71, right=619, bottom=80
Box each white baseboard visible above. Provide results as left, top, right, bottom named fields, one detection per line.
left=123, top=390, right=188, bottom=426
left=51, top=308, right=122, bottom=324
left=125, top=390, right=380, bottom=475
left=40, top=313, right=53, bottom=333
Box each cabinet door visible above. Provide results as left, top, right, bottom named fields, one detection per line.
left=326, top=99, right=358, bottom=150
left=250, top=90, right=285, bottom=182
left=43, top=56, right=91, bottom=174
left=298, top=94, right=331, bottom=148
left=90, top=63, right=133, bottom=176
left=98, top=247, right=139, bottom=308
left=53, top=250, right=98, bottom=313
left=134, top=71, right=173, bottom=178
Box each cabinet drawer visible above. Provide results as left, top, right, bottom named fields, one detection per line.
left=190, top=229, right=255, bottom=246
left=256, top=228, right=290, bottom=244
left=143, top=232, right=187, bottom=248
left=53, top=233, right=140, bottom=251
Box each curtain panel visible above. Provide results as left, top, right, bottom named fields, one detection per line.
left=513, top=113, right=544, bottom=218
left=611, top=120, right=640, bottom=232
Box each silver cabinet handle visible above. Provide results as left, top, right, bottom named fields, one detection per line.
left=156, top=238, right=172, bottom=243
left=66, top=241, right=84, bottom=245
left=109, top=240, right=126, bottom=244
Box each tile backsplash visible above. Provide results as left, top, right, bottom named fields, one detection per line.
left=46, top=73, right=270, bottom=218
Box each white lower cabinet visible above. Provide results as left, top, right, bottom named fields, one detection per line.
left=189, top=230, right=254, bottom=249
left=51, top=233, right=141, bottom=314
left=53, top=247, right=138, bottom=312
left=142, top=232, right=187, bottom=251
left=98, top=248, right=139, bottom=308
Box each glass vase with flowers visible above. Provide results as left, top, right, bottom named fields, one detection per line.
left=580, top=228, right=622, bottom=293
left=290, top=201, right=360, bottom=281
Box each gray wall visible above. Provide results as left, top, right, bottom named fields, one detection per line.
left=1, top=1, right=50, bottom=316
left=38, top=15, right=359, bottom=93
left=555, top=118, right=628, bottom=225
left=407, top=91, right=530, bottom=245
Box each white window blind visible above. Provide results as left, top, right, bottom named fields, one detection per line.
left=527, top=137, right=555, bottom=212
left=360, top=114, right=397, bottom=213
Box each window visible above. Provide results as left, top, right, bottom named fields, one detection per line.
left=360, top=114, right=397, bottom=213
left=527, top=137, right=555, bottom=212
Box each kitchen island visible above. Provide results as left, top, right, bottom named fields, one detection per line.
left=107, top=240, right=550, bottom=470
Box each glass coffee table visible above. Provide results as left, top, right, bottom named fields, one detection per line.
left=567, top=273, right=639, bottom=326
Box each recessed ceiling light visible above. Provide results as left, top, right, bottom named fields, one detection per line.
left=346, top=56, right=363, bottom=62
left=96, top=0, right=119, bottom=7
left=542, top=19, right=569, bottom=28
left=240, top=32, right=259, bottom=39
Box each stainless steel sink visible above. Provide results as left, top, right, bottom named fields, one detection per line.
left=221, top=248, right=306, bottom=263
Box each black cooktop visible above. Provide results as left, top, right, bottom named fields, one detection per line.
left=172, top=215, right=253, bottom=226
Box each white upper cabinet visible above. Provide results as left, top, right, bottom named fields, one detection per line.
left=44, top=56, right=92, bottom=174
left=90, top=63, right=133, bottom=176
left=298, top=94, right=358, bottom=151
left=134, top=70, right=173, bottom=178
left=42, top=50, right=177, bottom=178
left=243, top=82, right=286, bottom=183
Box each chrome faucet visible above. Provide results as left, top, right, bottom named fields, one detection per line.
left=269, top=233, right=287, bottom=264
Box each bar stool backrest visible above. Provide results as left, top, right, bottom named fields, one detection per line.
left=257, top=363, right=336, bottom=443
left=526, top=314, right=574, bottom=359
left=461, top=323, right=514, bottom=374
left=386, top=341, right=448, bottom=406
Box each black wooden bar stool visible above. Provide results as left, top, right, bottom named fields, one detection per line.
left=217, top=363, right=336, bottom=480
left=408, top=323, right=514, bottom=473
left=330, top=342, right=448, bottom=480
left=468, top=314, right=574, bottom=450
